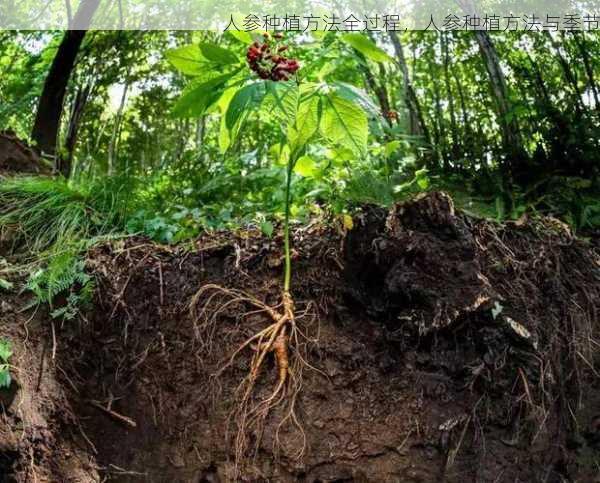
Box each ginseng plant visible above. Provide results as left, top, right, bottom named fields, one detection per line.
left=167, top=31, right=382, bottom=466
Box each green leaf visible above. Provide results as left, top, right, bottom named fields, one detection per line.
left=198, top=43, right=239, bottom=65
left=172, top=74, right=232, bottom=118
left=326, top=147, right=354, bottom=166
left=260, top=221, right=274, bottom=237
left=320, top=92, right=368, bottom=158
left=268, top=143, right=290, bottom=167
left=0, top=367, right=11, bottom=389
left=289, top=95, right=320, bottom=150
left=225, top=82, right=267, bottom=131
left=216, top=88, right=241, bottom=153
left=218, top=113, right=231, bottom=152
left=341, top=34, right=393, bottom=63
left=0, top=278, right=13, bottom=291
left=228, top=30, right=253, bottom=44
left=166, top=45, right=205, bottom=75
left=417, top=176, right=429, bottom=190
left=265, top=81, right=299, bottom=126
left=384, top=140, right=401, bottom=158
left=415, top=168, right=430, bottom=190
left=0, top=340, right=12, bottom=362
left=166, top=43, right=239, bottom=76
left=294, top=155, right=317, bottom=177
left=333, top=82, right=380, bottom=118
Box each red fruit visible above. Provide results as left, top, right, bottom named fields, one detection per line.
left=247, top=41, right=299, bottom=81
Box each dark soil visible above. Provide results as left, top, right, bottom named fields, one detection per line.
left=0, top=291, right=99, bottom=482
left=0, top=131, right=48, bottom=176
left=1, top=192, right=600, bottom=482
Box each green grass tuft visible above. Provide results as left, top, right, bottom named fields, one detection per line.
left=0, top=175, right=133, bottom=319
left=0, top=176, right=130, bottom=255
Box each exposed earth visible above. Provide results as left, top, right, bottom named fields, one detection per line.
left=1, top=192, right=600, bottom=482
left=0, top=131, right=49, bottom=177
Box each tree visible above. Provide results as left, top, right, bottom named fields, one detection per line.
left=388, top=31, right=430, bottom=144
left=474, top=32, right=524, bottom=168
left=30, top=0, right=100, bottom=166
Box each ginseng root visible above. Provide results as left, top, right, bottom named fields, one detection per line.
left=189, top=285, right=310, bottom=472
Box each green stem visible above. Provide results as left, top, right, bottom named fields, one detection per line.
left=283, top=156, right=294, bottom=293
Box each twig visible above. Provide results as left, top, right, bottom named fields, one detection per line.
left=88, top=400, right=137, bottom=428
left=158, top=261, right=164, bottom=306
left=51, top=320, right=57, bottom=361
left=107, top=464, right=146, bottom=476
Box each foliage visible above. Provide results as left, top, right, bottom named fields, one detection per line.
left=0, top=176, right=128, bottom=318
left=26, top=250, right=94, bottom=320
left=0, top=339, right=12, bottom=389
left=166, top=34, right=380, bottom=292
left=0, top=176, right=131, bottom=254
left=0, top=30, right=599, bottom=256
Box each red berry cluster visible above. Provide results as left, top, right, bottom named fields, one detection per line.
left=246, top=33, right=300, bottom=81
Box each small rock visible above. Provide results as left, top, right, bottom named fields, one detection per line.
left=0, top=301, right=12, bottom=313
left=503, top=316, right=538, bottom=349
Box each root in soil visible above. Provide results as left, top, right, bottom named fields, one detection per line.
left=4, top=191, right=600, bottom=482
left=189, top=283, right=313, bottom=471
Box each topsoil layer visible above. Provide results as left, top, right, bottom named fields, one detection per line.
left=1, top=192, right=600, bottom=483
left=0, top=131, right=47, bottom=177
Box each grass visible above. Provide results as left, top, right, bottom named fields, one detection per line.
left=0, top=176, right=131, bottom=256
left=0, top=176, right=134, bottom=318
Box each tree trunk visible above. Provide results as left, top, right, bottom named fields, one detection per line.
left=452, top=65, right=472, bottom=161
left=30, top=0, right=100, bottom=160
left=545, top=31, right=585, bottom=116
left=107, top=80, right=130, bottom=175
left=473, top=31, right=524, bottom=168
left=442, top=33, right=459, bottom=161
left=63, top=83, right=91, bottom=177
left=362, top=33, right=393, bottom=124
left=388, top=31, right=430, bottom=144
left=572, top=32, right=600, bottom=109
left=428, top=49, right=447, bottom=170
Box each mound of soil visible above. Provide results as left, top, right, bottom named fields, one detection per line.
left=1, top=192, right=599, bottom=482
left=0, top=131, right=48, bottom=176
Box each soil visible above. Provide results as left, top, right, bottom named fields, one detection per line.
left=1, top=192, right=599, bottom=482
left=0, top=131, right=49, bottom=176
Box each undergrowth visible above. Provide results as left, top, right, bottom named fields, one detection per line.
left=25, top=249, right=95, bottom=320
left=0, top=176, right=131, bottom=253
left=1, top=168, right=598, bottom=325
left=0, top=176, right=131, bottom=319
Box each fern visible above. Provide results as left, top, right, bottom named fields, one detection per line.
left=25, top=250, right=94, bottom=319
left=0, top=176, right=131, bottom=320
